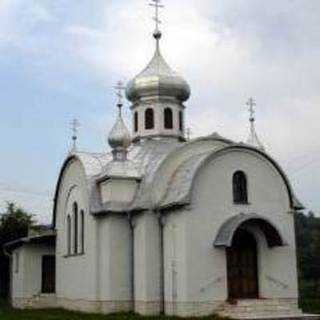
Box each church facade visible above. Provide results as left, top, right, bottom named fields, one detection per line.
left=5, top=8, right=306, bottom=318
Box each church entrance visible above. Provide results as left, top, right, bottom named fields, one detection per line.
left=226, top=229, right=258, bottom=300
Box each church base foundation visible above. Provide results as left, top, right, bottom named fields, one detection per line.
left=12, top=294, right=57, bottom=309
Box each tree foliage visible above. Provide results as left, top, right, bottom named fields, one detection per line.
left=295, top=211, right=320, bottom=299
left=0, top=202, right=35, bottom=297
left=0, top=202, right=35, bottom=250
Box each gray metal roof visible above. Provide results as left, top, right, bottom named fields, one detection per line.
left=53, top=133, right=304, bottom=225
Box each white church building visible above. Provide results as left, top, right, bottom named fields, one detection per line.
left=5, top=3, right=309, bottom=318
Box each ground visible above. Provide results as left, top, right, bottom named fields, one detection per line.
left=0, top=300, right=222, bottom=320
left=1, top=300, right=320, bottom=320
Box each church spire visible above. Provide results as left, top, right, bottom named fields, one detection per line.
left=126, top=0, right=190, bottom=142
left=246, top=98, right=265, bottom=151
left=108, top=81, right=131, bottom=161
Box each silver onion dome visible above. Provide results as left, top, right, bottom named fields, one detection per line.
left=126, top=44, right=191, bottom=103
left=108, top=104, right=131, bottom=155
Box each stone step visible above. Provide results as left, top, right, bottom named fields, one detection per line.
left=225, top=314, right=320, bottom=320
left=229, top=299, right=299, bottom=307
left=221, top=311, right=302, bottom=318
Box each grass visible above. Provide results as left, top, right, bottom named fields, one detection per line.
left=300, top=299, right=320, bottom=314
left=0, top=300, right=223, bottom=320
left=1, top=298, right=320, bottom=319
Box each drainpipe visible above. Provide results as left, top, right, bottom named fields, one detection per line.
left=156, top=209, right=165, bottom=315
left=127, top=212, right=135, bottom=312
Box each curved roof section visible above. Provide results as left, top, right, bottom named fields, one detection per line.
left=53, top=135, right=303, bottom=225
left=149, top=133, right=233, bottom=207
left=214, top=213, right=286, bottom=248
left=52, top=152, right=111, bottom=227
left=53, top=140, right=180, bottom=223
left=157, top=144, right=304, bottom=211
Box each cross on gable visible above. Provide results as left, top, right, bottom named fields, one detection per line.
left=246, top=97, right=256, bottom=122
left=70, top=118, right=80, bottom=152
left=71, top=118, right=80, bottom=139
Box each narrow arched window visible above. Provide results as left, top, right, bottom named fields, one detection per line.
left=134, top=112, right=138, bottom=132
left=145, top=108, right=154, bottom=130
left=80, top=210, right=85, bottom=254
left=73, top=202, right=78, bottom=254
left=233, top=171, right=248, bottom=204
left=164, top=108, right=173, bottom=129
left=67, top=215, right=71, bottom=255
left=179, top=111, right=183, bottom=132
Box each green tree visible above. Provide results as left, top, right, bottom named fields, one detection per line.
left=0, top=202, right=35, bottom=297
left=0, top=202, right=35, bottom=248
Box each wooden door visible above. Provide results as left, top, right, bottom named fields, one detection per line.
left=227, top=229, right=258, bottom=299
left=41, top=255, right=55, bottom=293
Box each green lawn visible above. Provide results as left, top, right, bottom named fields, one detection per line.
left=300, top=299, right=320, bottom=314
left=1, top=299, right=320, bottom=320
left=0, top=300, right=223, bottom=320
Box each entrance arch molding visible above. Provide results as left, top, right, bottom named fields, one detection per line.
left=214, top=213, right=287, bottom=248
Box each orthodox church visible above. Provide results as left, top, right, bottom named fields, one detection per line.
left=5, top=3, right=308, bottom=318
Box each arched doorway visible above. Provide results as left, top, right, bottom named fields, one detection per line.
left=226, top=228, right=258, bottom=299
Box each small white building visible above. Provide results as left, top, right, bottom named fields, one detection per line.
left=5, top=11, right=308, bottom=319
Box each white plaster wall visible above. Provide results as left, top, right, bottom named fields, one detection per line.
left=164, top=149, right=298, bottom=309
left=100, top=179, right=137, bottom=203
left=55, top=159, right=98, bottom=302
left=97, top=214, right=132, bottom=303
left=133, top=211, right=162, bottom=314
left=11, top=247, right=24, bottom=299
left=132, top=102, right=184, bottom=140
left=11, top=244, right=55, bottom=299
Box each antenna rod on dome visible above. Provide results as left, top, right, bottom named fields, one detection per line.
left=149, top=0, right=164, bottom=44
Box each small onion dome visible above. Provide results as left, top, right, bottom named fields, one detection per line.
left=108, top=105, right=131, bottom=152
left=126, top=46, right=191, bottom=103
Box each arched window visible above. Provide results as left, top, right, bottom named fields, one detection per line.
left=73, top=202, right=78, bottom=254
left=80, top=210, right=85, bottom=254
left=164, top=108, right=173, bottom=129
left=145, top=108, right=154, bottom=130
left=179, top=111, right=183, bottom=132
left=67, top=215, right=71, bottom=255
left=233, top=171, right=248, bottom=204
left=134, top=112, right=138, bottom=132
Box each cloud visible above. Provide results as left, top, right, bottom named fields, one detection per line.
left=0, top=0, right=319, bottom=215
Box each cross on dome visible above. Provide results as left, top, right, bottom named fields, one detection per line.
left=149, top=0, right=164, bottom=40
left=108, top=80, right=131, bottom=161
left=114, top=80, right=126, bottom=108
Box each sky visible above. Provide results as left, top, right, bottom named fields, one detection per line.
left=0, top=0, right=319, bottom=223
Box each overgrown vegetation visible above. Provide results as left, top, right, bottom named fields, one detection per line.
left=295, top=211, right=320, bottom=313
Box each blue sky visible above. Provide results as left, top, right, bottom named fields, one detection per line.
left=0, top=0, right=319, bottom=222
